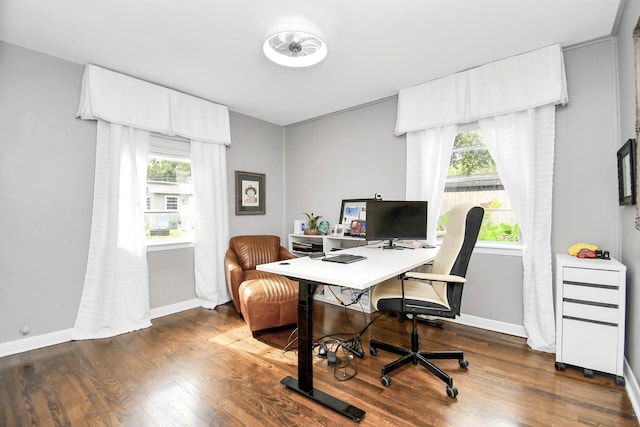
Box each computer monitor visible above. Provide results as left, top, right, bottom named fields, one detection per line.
left=365, top=200, right=428, bottom=249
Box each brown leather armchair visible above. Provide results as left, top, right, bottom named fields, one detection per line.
left=224, top=235, right=298, bottom=333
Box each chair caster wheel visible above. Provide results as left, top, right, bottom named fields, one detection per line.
left=381, top=375, right=391, bottom=387
left=616, top=376, right=625, bottom=386
left=369, top=347, right=377, bottom=356
left=446, top=385, right=458, bottom=398
left=459, top=359, right=469, bottom=369
left=555, top=362, right=565, bottom=371
left=583, top=368, right=594, bottom=378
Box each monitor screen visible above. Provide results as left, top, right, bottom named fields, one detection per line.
left=365, top=200, right=428, bottom=249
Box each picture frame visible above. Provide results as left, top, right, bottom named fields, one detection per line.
left=338, top=199, right=373, bottom=232
left=634, top=17, right=640, bottom=228
left=235, top=171, right=265, bottom=215
left=617, top=139, right=636, bottom=206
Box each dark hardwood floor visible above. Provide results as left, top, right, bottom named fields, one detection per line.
left=0, top=302, right=636, bottom=426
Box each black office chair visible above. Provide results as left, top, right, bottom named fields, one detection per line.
left=369, top=203, right=484, bottom=398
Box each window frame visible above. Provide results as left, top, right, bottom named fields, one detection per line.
left=439, top=123, right=521, bottom=251
left=145, top=134, right=195, bottom=252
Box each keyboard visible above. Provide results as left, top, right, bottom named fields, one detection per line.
left=322, top=254, right=367, bottom=264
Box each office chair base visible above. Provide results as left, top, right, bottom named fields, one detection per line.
left=369, top=338, right=467, bottom=398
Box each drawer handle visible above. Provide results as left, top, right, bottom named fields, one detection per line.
left=563, top=298, right=617, bottom=309
left=563, top=315, right=617, bottom=327
left=563, top=281, right=618, bottom=290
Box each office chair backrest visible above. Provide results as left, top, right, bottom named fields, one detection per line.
left=431, top=203, right=484, bottom=315
left=432, top=203, right=484, bottom=277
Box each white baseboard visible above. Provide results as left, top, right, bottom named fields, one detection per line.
left=449, top=313, right=528, bottom=338
left=0, top=299, right=202, bottom=358
left=149, top=298, right=200, bottom=319
left=0, top=328, right=74, bottom=358
left=625, top=359, right=640, bottom=418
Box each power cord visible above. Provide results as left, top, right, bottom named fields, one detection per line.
left=281, top=327, right=298, bottom=355
left=280, top=287, right=389, bottom=381
left=327, top=286, right=367, bottom=308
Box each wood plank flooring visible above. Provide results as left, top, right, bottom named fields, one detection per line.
left=0, top=302, right=636, bottom=426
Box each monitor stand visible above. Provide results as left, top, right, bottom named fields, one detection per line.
left=382, top=239, right=402, bottom=250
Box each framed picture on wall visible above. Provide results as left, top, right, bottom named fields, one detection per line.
left=235, top=171, right=265, bottom=215
left=617, top=139, right=636, bottom=206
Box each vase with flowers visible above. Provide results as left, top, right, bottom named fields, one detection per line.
left=303, top=212, right=322, bottom=235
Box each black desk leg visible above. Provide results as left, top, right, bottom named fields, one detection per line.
left=280, top=279, right=365, bottom=423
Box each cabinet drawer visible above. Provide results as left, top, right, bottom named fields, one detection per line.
left=563, top=267, right=619, bottom=286
left=563, top=301, right=618, bottom=324
left=561, top=318, right=618, bottom=374
left=563, top=283, right=618, bottom=304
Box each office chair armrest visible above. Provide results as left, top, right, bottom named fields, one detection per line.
left=404, top=271, right=466, bottom=283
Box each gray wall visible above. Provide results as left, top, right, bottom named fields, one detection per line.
left=148, top=248, right=196, bottom=308
left=616, top=0, right=640, bottom=388
left=227, top=111, right=287, bottom=242
left=0, top=41, right=288, bottom=345
left=0, top=41, right=94, bottom=342
left=552, top=39, right=620, bottom=257
left=284, top=98, right=406, bottom=229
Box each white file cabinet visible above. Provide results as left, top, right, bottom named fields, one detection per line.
left=554, top=254, right=626, bottom=385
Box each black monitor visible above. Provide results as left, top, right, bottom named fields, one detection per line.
left=365, top=200, right=428, bottom=249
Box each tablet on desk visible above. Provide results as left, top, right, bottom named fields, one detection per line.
left=322, top=254, right=367, bottom=264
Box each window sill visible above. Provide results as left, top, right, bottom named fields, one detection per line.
left=473, top=241, right=523, bottom=257
left=146, top=239, right=195, bottom=252
left=437, top=239, right=523, bottom=257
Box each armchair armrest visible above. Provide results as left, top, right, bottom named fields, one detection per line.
left=404, top=271, right=466, bottom=284
left=225, top=248, right=245, bottom=311
left=224, top=248, right=242, bottom=275
left=279, top=246, right=296, bottom=261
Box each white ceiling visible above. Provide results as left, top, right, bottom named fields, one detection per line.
left=0, top=0, right=624, bottom=126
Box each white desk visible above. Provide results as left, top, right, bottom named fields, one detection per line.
left=258, top=245, right=437, bottom=423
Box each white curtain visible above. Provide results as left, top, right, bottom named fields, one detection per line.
left=395, top=44, right=567, bottom=352
left=479, top=105, right=557, bottom=352
left=74, top=65, right=232, bottom=339
left=73, top=120, right=151, bottom=339
left=191, top=140, right=231, bottom=308
left=405, top=125, right=458, bottom=246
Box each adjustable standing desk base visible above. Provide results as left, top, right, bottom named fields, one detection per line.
left=257, top=247, right=438, bottom=423
left=281, top=376, right=365, bottom=423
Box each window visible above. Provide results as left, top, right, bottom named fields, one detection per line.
left=145, top=135, right=194, bottom=244
left=439, top=128, right=519, bottom=243
left=165, top=195, right=179, bottom=211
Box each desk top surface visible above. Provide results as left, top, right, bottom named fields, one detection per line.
left=257, top=245, right=438, bottom=289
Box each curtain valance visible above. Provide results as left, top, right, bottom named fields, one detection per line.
left=395, top=44, right=568, bottom=135
left=76, top=64, right=231, bottom=145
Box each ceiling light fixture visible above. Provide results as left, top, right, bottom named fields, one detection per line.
left=263, top=21, right=328, bottom=68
